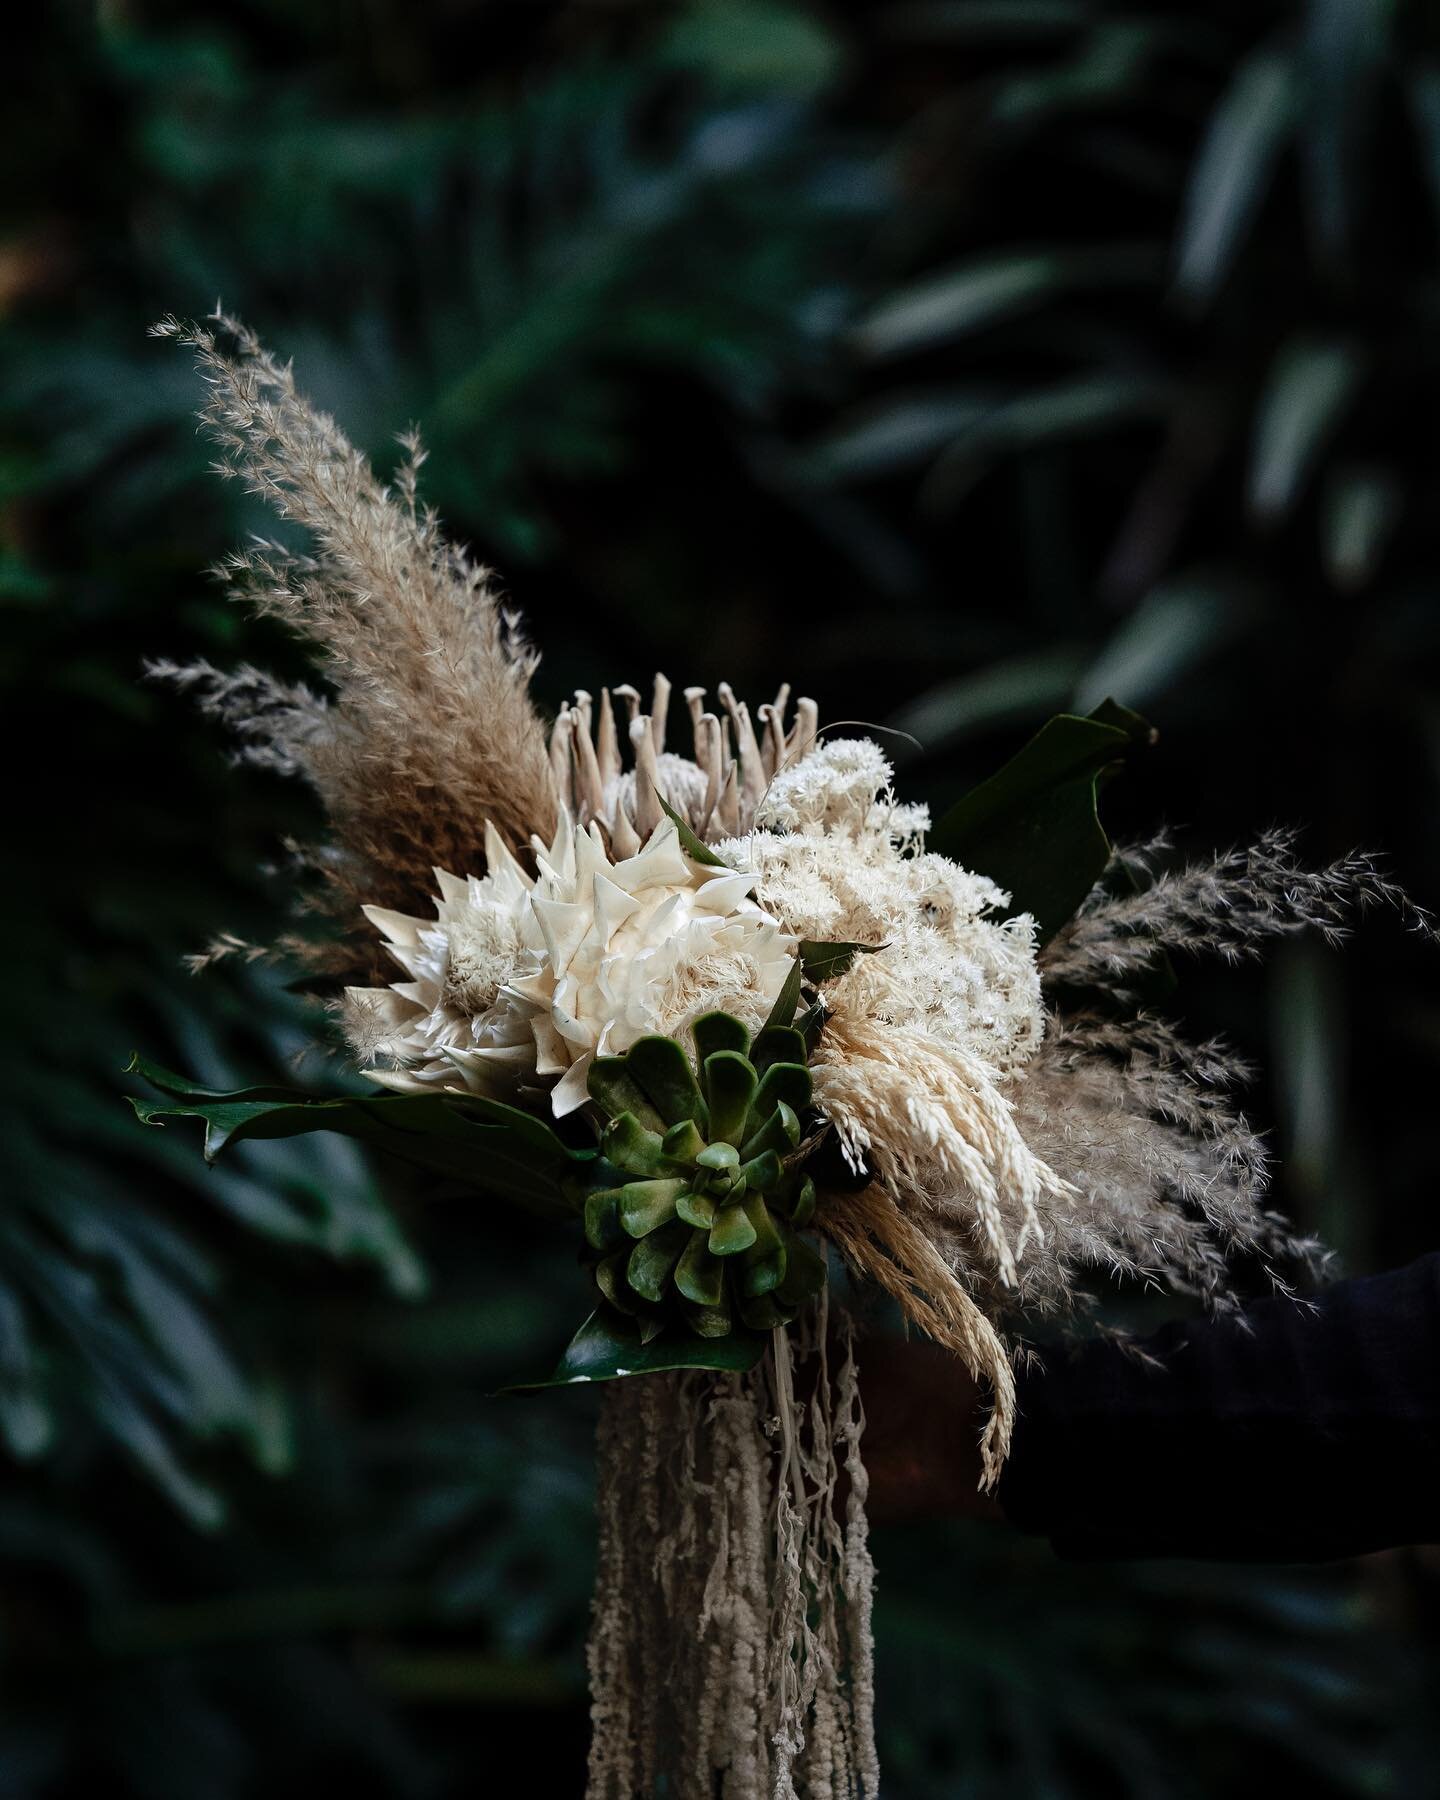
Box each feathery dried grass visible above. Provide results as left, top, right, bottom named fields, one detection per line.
left=151, top=311, right=556, bottom=965
left=1045, top=827, right=1434, bottom=994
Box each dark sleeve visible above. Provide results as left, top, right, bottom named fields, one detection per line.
left=997, top=1253, right=1440, bottom=1561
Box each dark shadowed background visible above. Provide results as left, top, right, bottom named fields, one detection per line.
left=6, top=1, right=1440, bottom=1793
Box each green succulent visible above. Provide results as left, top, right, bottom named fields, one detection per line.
left=581, top=1012, right=827, bottom=1341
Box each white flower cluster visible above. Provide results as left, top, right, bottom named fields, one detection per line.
left=349, top=817, right=798, bottom=1116
left=725, top=738, right=1044, bottom=1073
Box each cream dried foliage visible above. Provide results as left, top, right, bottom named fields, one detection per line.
left=150, top=312, right=556, bottom=964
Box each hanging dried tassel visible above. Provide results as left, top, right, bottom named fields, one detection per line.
left=586, top=1296, right=878, bottom=1800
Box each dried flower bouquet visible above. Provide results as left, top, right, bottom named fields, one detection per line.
left=132, top=314, right=1425, bottom=1799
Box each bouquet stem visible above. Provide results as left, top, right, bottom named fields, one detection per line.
left=587, top=1296, right=878, bottom=1799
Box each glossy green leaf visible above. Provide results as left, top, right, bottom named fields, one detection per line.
left=674, top=1232, right=725, bottom=1307
left=655, top=791, right=730, bottom=867
left=709, top=1201, right=758, bottom=1257
left=760, top=956, right=803, bottom=1033
left=928, top=701, right=1152, bottom=942
left=799, top=940, right=884, bottom=982
left=617, top=1177, right=687, bottom=1238
left=623, top=1034, right=706, bottom=1125
left=626, top=1220, right=690, bottom=1303
left=505, top=1308, right=766, bottom=1391
left=127, top=1056, right=584, bottom=1220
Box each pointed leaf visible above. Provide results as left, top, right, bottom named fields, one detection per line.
left=503, top=1309, right=766, bottom=1390
left=799, top=940, right=884, bottom=982
left=127, top=1056, right=584, bottom=1220
left=927, top=701, right=1153, bottom=942
left=760, top=957, right=803, bottom=1033
left=655, top=791, right=730, bottom=868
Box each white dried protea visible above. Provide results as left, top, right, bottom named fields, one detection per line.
left=346, top=814, right=799, bottom=1116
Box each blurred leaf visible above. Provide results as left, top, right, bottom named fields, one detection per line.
left=1407, top=61, right=1440, bottom=231
left=1323, top=465, right=1401, bottom=590
left=810, top=393, right=998, bottom=480
left=663, top=0, right=843, bottom=93
left=919, top=374, right=1169, bottom=512
left=1174, top=47, right=1296, bottom=305
left=851, top=246, right=1160, bottom=360
left=1299, top=0, right=1391, bottom=263
left=890, top=647, right=1088, bottom=754
left=1073, top=573, right=1256, bottom=713
left=1249, top=337, right=1363, bottom=521
left=929, top=701, right=1152, bottom=940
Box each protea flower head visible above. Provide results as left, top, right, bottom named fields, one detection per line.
left=348, top=813, right=799, bottom=1117
left=549, top=673, right=821, bottom=851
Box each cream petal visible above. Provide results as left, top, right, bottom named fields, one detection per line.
left=690, top=871, right=756, bottom=915
left=433, top=868, right=469, bottom=907
left=550, top=1052, right=595, bottom=1118
left=531, top=1012, right=570, bottom=1076
left=360, top=1067, right=432, bottom=1095
left=503, top=969, right=555, bottom=1008
left=483, top=819, right=533, bottom=889
left=592, top=871, right=643, bottom=942
left=531, top=896, right=591, bottom=976
left=362, top=904, right=430, bottom=947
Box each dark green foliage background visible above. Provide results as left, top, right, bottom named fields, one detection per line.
left=6, top=1, right=1440, bottom=1793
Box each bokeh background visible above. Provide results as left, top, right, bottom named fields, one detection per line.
left=7, top=0, right=1440, bottom=1793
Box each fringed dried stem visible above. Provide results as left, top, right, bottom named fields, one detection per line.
left=586, top=1301, right=877, bottom=1800
left=150, top=312, right=556, bottom=963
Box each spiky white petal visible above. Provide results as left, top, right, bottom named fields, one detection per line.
left=349, top=817, right=799, bottom=1117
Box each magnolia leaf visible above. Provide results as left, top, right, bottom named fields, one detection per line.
left=127, top=1055, right=586, bottom=1221
left=502, top=1307, right=767, bottom=1391
left=655, top=791, right=730, bottom=868
left=799, top=939, right=884, bottom=982
left=928, top=700, right=1153, bottom=943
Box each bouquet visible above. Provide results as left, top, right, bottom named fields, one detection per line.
left=132, top=313, right=1425, bottom=1798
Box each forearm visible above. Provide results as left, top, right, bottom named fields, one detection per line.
left=998, top=1254, right=1440, bottom=1561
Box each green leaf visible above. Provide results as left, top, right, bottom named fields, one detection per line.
left=799, top=939, right=884, bottom=982
left=760, top=956, right=803, bottom=1033
left=655, top=791, right=730, bottom=868
left=927, top=701, right=1152, bottom=942
left=623, top=1034, right=706, bottom=1125
left=702, top=1051, right=757, bottom=1147
left=503, top=1308, right=766, bottom=1390
left=692, top=1011, right=751, bottom=1064
left=127, top=1055, right=585, bottom=1221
